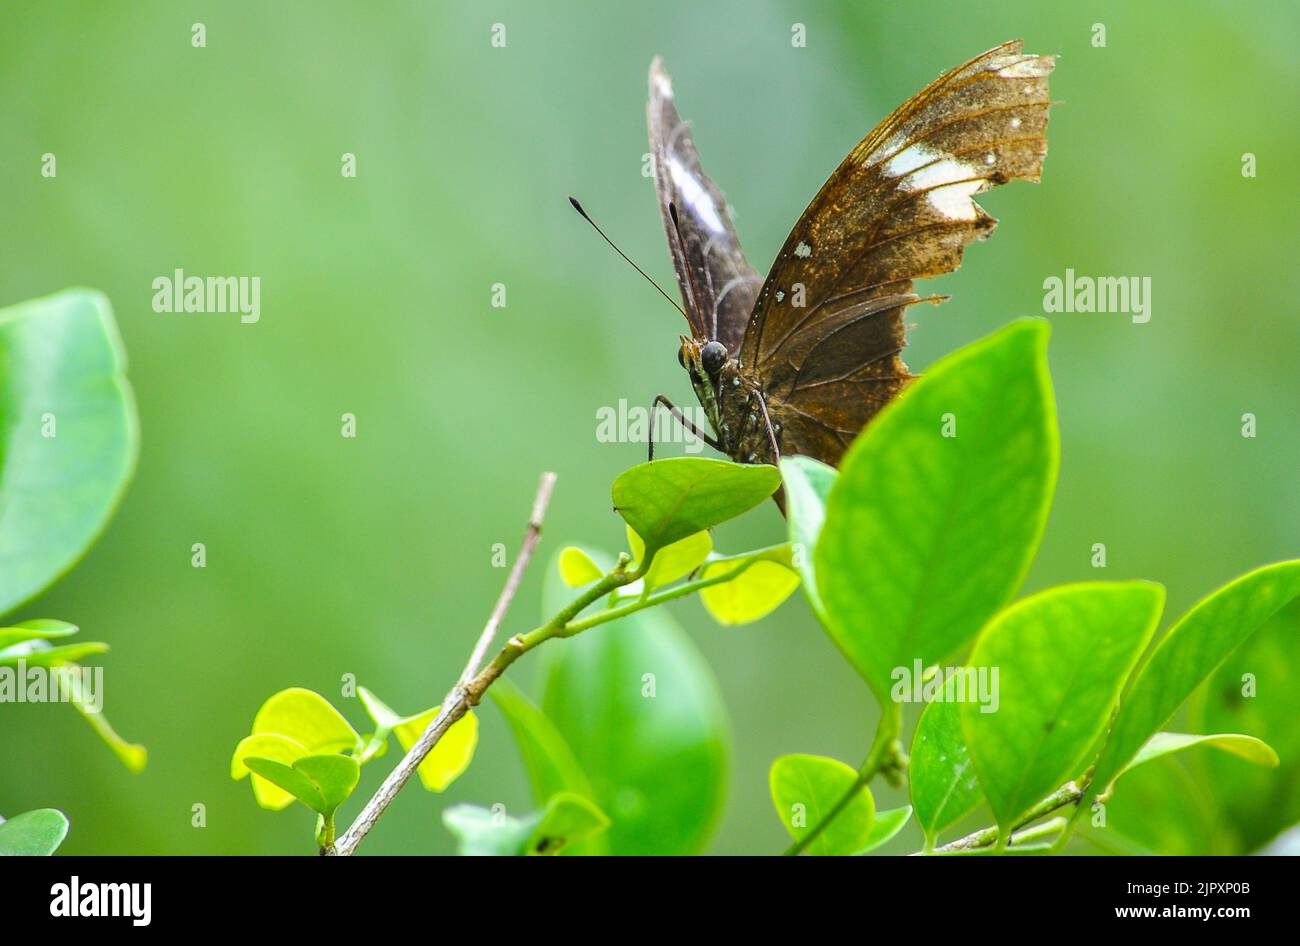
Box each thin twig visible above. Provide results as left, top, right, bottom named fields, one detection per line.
left=927, top=782, right=1084, bottom=854
left=329, top=472, right=556, bottom=856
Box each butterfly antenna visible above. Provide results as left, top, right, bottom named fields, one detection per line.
left=667, top=202, right=709, bottom=338
left=568, top=196, right=688, bottom=320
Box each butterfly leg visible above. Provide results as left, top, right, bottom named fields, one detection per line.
left=649, top=394, right=721, bottom=461
left=753, top=391, right=781, bottom=463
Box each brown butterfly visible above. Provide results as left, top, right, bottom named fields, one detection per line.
left=643, top=40, right=1054, bottom=488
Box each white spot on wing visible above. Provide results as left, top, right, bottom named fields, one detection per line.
left=883, top=142, right=984, bottom=222
left=794, top=241, right=812, bottom=258
left=667, top=155, right=726, bottom=234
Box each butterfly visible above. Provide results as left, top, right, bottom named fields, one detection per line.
left=645, top=40, right=1054, bottom=494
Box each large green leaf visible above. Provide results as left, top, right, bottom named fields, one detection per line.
left=1088, top=560, right=1300, bottom=802
left=779, top=456, right=836, bottom=620
left=0, top=808, right=69, bottom=856
left=910, top=699, right=983, bottom=844
left=1193, top=598, right=1300, bottom=851
left=611, top=458, right=780, bottom=560
left=962, top=582, right=1165, bottom=830
left=769, top=754, right=875, bottom=856
left=539, top=549, right=730, bottom=854
left=816, top=320, right=1058, bottom=702
left=0, top=289, right=137, bottom=615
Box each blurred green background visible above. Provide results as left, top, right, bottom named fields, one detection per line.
left=2, top=0, right=1296, bottom=854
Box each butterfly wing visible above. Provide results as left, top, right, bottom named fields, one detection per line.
left=736, top=40, right=1054, bottom=467
left=648, top=57, right=763, bottom=352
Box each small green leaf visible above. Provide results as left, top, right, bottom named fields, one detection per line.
left=611, top=457, right=780, bottom=560
left=558, top=546, right=604, bottom=586
left=540, top=549, right=730, bottom=855
left=356, top=686, right=402, bottom=731
left=699, top=555, right=799, bottom=626
left=442, top=805, right=538, bottom=856
left=770, top=754, right=875, bottom=856
left=392, top=707, right=478, bottom=792
left=528, top=792, right=611, bottom=856
left=62, top=673, right=146, bottom=773
left=962, top=581, right=1165, bottom=830
left=816, top=320, right=1059, bottom=703
left=779, top=455, right=836, bottom=618
left=242, top=758, right=326, bottom=812
left=0, top=289, right=138, bottom=616
left=1114, top=732, right=1277, bottom=789
left=0, top=620, right=79, bottom=648
left=243, top=753, right=359, bottom=818
left=442, top=792, right=610, bottom=857
left=294, top=754, right=361, bottom=814
left=0, top=808, right=70, bottom=856
left=627, top=526, right=712, bottom=591
left=232, top=733, right=310, bottom=809
left=856, top=805, right=912, bottom=854
left=0, top=640, right=109, bottom=667
left=251, top=687, right=359, bottom=754
left=910, top=699, right=983, bottom=843
left=1089, top=560, right=1300, bottom=803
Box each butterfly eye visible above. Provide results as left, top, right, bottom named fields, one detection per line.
left=701, top=341, right=727, bottom=375
left=677, top=344, right=687, bottom=369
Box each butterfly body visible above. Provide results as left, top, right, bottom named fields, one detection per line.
left=646, top=42, right=1054, bottom=478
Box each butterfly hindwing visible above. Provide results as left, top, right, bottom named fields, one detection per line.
left=647, top=57, right=763, bottom=352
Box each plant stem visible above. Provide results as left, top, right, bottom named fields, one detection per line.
left=927, top=781, right=1084, bottom=854
left=329, top=472, right=560, bottom=856
left=782, top=704, right=904, bottom=856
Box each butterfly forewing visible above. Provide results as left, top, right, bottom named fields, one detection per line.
left=729, top=40, right=1054, bottom=469
left=647, top=57, right=763, bottom=352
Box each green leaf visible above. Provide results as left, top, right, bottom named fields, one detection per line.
left=962, top=581, right=1165, bottom=830
left=910, top=699, right=983, bottom=843
left=0, top=619, right=79, bottom=648
left=490, top=680, right=594, bottom=801
left=626, top=525, right=712, bottom=591
left=1089, top=560, right=1300, bottom=802
left=490, top=680, right=602, bottom=854
left=392, top=706, right=478, bottom=792
left=1115, top=732, right=1277, bottom=787
left=0, top=289, right=137, bottom=616
left=0, top=640, right=109, bottom=667
left=442, top=792, right=610, bottom=857
left=251, top=687, right=359, bottom=754
left=528, top=792, right=611, bottom=855
left=231, top=733, right=311, bottom=809
left=441, top=805, right=537, bottom=856
left=816, top=320, right=1058, bottom=702
left=539, top=549, right=730, bottom=854
left=356, top=686, right=402, bottom=731
left=1193, top=599, right=1300, bottom=851
left=779, top=455, right=836, bottom=619
left=769, top=754, right=875, bottom=856
left=699, top=555, right=799, bottom=626
left=557, top=546, right=603, bottom=587
left=62, top=671, right=147, bottom=773
left=0, top=808, right=70, bottom=856
left=856, top=805, right=912, bottom=854
left=611, top=457, right=780, bottom=560
left=243, top=753, right=360, bottom=817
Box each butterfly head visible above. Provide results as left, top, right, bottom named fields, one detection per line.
left=677, top=336, right=728, bottom=381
